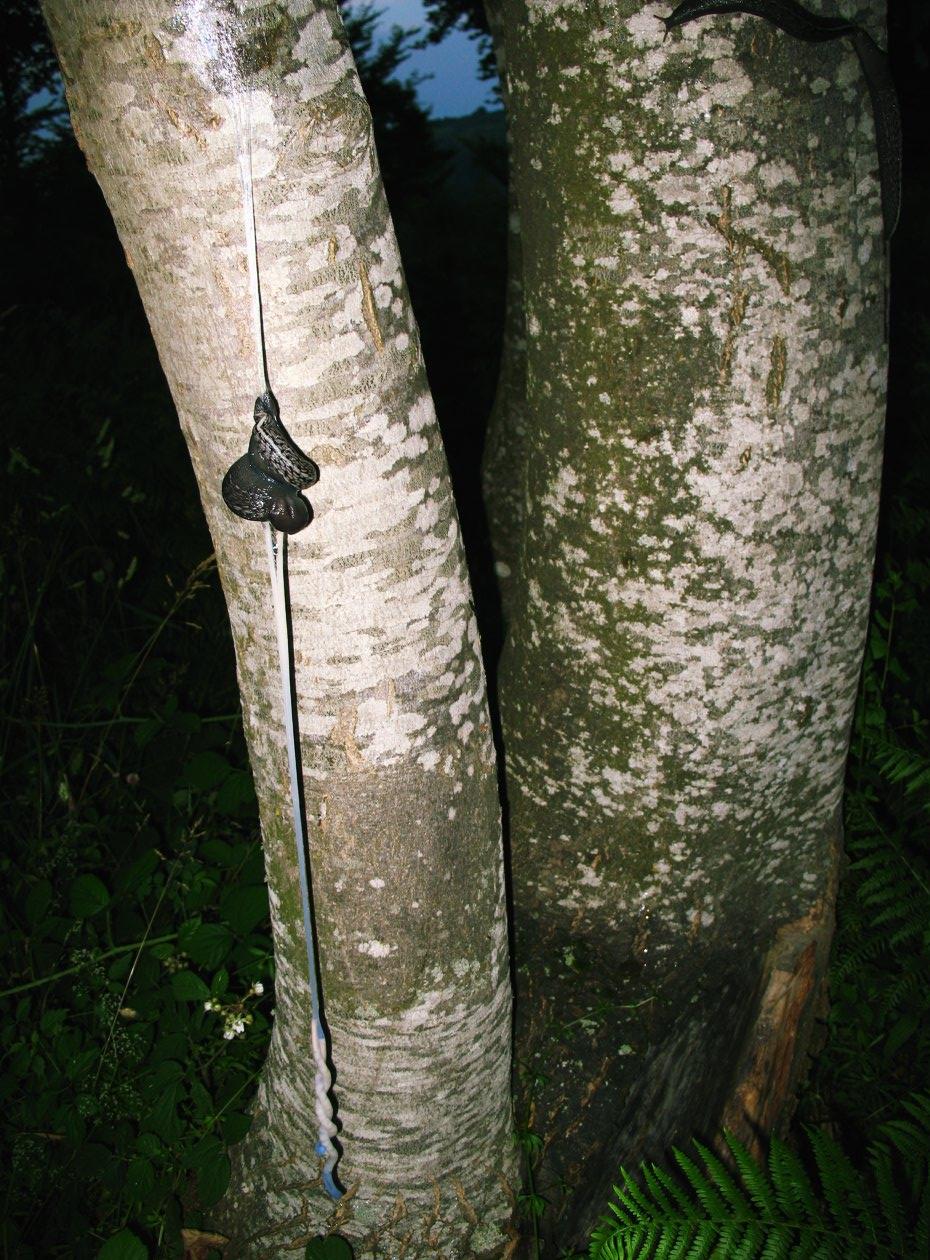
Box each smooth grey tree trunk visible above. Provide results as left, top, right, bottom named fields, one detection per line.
left=492, top=0, right=887, bottom=1244
left=40, top=2, right=515, bottom=1255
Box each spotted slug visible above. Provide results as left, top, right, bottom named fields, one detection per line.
left=664, top=0, right=901, bottom=240
left=222, top=391, right=319, bottom=535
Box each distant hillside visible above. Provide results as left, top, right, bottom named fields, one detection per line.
left=429, top=107, right=507, bottom=202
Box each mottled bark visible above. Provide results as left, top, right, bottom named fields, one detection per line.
left=40, top=2, right=515, bottom=1255
left=496, top=0, right=886, bottom=1245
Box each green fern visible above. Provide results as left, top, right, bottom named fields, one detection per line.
left=834, top=813, right=930, bottom=969
left=589, top=1107, right=930, bottom=1259
left=871, top=738, right=930, bottom=804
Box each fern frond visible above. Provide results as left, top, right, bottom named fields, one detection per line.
left=692, top=1139, right=749, bottom=1216
left=872, top=738, right=930, bottom=800
left=641, top=1162, right=688, bottom=1218
left=807, top=1128, right=874, bottom=1242
left=725, top=1132, right=777, bottom=1219
left=590, top=1119, right=929, bottom=1260
left=768, top=1136, right=820, bottom=1220
left=915, top=1176, right=930, bottom=1257
left=869, top=1145, right=906, bottom=1252
left=758, top=1230, right=791, bottom=1260
left=877, top=1090, right=930, bottom=1188
left=674, top=1147, right=728, bottom=1221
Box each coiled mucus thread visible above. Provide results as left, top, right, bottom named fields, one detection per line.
left=312, top=1018, right=342, bottom=1199
left=218, top=75, right=341, bottom=1198
left=266, top=526, right=342, bottom=1198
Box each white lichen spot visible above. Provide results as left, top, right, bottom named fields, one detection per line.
left=610, top=186, right=639, bottom=216
left=758, top=160, right=799, bottom=190
left=578, top=863, right=602, bottom=888
left=627, top=9, right=661, bottom=48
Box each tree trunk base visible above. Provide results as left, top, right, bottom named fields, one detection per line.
left=207, top=1075, right=520, bottom=1259
left=515, top=857, right=838, bottom=1253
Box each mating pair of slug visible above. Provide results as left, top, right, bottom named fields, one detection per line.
left=222, top=392, right=319, bottom=535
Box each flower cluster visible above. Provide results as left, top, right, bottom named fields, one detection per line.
left=160, top=951, right=189, bottom=975
left=203, top=981, right=266, bottom=1040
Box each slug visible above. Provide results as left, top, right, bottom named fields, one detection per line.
left=222, top=391, right=318, bottom=535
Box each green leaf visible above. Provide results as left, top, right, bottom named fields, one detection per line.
left=150, top=1033, right=187, bottom=1065
left=221, top=1111, right=252, bottom=1144
left=189, top=1079, right=213, bottom=1119
left=152, top=1059, right=184, bottom=1084
left=133, top=716, right=163, bottom=748
left=200, top=838, right=235, bottom=866
left=304, top=1238, right=354, bottom=1260
left=96, top=1227, right=149, bottom=1259
left=148, top=1078, right=183, bottom=1142
left=170, top=970, right=211, bottom=1002
left=179, top=921, right=234, bottom=969
left=220, top=884, right=269, bottom=935
left=180, top=750, right=232, bottom=791
left=69, top=873, right=111, bottom=918
left=189, top=1137, right=231, bottom=1207
left=125, top=1156, right=156, bottom=1202
left=136, top=1132, right=165, bottom=1157
left=198, top=1149, right=231, bottom=1206
left=115, top=848, right=161, bottom=895
left=215, top=770, right=256, bottom=816
left=39, top=1008, right=67, bottom=1035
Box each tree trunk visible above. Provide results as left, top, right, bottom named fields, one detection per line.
left=481, top=160, right=528, bottom=629
left=493, top=0, right=887, bottom=1245
left=40, top=2, right=515, bottom=1255
left=480, top=2, right=528, bottom=628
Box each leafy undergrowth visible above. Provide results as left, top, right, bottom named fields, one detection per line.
left=0, top=210, right=273, bottom=1251
left=0, top=533, right=274, bottom=1258
left=590, top=1100, right=930, bottom=1259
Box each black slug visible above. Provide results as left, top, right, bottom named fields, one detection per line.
left=222, top=391, right=318, bottom=535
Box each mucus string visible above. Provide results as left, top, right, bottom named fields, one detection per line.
left=230, top=86, right=342, bottom=1201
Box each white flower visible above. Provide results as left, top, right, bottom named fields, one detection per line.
left=204, top=1000, right=214, bottom=1012
left=223, top=1029, right=234, bottom=1040
left=251, top=981, right=264, bottom=995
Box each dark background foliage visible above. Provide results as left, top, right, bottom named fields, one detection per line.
left=0, top=2, right=927, bottom=1257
